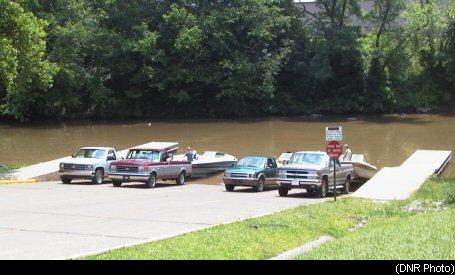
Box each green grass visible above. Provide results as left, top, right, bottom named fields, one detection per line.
left=296, top=208, right=455, bottom=260
left=84, top=177, right=455, bottom=260
left=296, top=177, right=455, bottom=260
left=0, top=164, right=19, bottom=174
left=411, top=177, right=455, bottom=203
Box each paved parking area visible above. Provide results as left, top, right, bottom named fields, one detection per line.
left=0, top=181, right=323, bottom=259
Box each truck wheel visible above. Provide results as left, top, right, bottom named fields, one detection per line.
left=176, top=171, right=186, bottom=185
left=225, top=185, right=235, bottom=192
left=113, top=180, right=122, bottom=187
left=253, top=177, right=265, bottom=192
left=92, top=168, right=104, bottom=184
left=146, top=173, right=157, bottom=188
left=343, top=176, right=351, bottom=194
left=317, top=178, right=328, bottom=198
left=61, top=177, right=72, bottom=184
left=278, top=187, right=289, bottom=197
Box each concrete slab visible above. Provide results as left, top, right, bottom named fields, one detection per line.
left=0, top=182, right=322, bottom=259
left=352, top=166, right=435, bottom=200
left=401, top=150, right=452, bottom=174
left=352, top=150, right=452, bottom=201
left=1, top=143, right=142, bottom=180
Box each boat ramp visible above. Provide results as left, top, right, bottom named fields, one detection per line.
left=2, top=147, right=452, bottom=202
left=353, top=150, right=452, bottom=201
left=0, top=142, right=170, bottom=181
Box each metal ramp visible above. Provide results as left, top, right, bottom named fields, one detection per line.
left=353, top=150, right=452, bottom=201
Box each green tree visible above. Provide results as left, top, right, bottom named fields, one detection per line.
left=0, top=0, right=57, bottom=121
left=362, top=0, right=406, bottom=112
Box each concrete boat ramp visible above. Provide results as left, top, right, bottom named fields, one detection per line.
left=0, top=143, right=157, bottom=181
left=353, top=150, right=452, bottom=201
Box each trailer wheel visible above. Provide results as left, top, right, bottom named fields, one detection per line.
left=278, top=187, right=289, bottom=197
left=146, top=173, right=157, bottom=188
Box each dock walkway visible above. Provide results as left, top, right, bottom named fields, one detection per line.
left=353, top=150, right=452, bottom=201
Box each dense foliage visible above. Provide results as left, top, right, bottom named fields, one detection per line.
left=0, top=0, right=454, bottom=121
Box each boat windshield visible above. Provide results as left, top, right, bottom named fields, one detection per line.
left=74, top=149, right=106, bottom=159
left=290, top=153, right=325, bottom=165
left=236, top=157, right=266, bottom=168
left=127, top=149, right=161, bottom=160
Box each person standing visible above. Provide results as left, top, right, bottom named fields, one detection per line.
left=342, top=144, right=352, bottom=161
left=185, top=147, right=196, bottom=162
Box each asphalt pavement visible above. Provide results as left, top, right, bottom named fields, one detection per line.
left=0, top=181, right=323, bottom=259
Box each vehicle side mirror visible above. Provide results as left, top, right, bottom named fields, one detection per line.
left=71, top=154, right=75, bottom=158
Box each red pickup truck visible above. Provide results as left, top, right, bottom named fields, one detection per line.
left=108, top=142, right=192, bottom=188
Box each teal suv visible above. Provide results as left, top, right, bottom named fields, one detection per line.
left=222, top=156, right=278, bottom=192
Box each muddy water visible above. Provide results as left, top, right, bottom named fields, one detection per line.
left=0, top=114, right=454, bottom=183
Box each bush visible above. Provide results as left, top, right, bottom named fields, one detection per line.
left=444, top=181, right=455, bottom=204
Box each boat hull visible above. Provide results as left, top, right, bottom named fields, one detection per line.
left=352, top=162, right=377, bottom=180
left=191, top=161, right=237, bottom=177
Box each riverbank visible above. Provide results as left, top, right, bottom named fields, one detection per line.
left=1, top=111, right=455, bottom=125
left=0, top=165, right=19, bottom=175
left=85, top=177, right=455, bottom=260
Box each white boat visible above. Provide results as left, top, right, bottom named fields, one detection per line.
left=174, top=151, right=238, bottom=177
left=277, top=152, right=294, bottom=167
left=341, top=154, right=378, bottom=181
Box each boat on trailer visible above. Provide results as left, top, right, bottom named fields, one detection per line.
left=174, top=151, right=238, bottom=177
left=341, top=154, right=378, bottom=181
left=278, top=151, right=378, bottom=181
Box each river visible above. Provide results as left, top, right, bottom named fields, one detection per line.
left=0, top=114, right=453, bottom=183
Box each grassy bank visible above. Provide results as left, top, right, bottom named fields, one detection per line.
left=297, top=178, right=455, bottom=259
left=85, top=177, right=455, bottom=260
left=0, top=165, right=19, bottom=174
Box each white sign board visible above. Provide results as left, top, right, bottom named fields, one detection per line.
left=326, top=126, right=343, bottom=141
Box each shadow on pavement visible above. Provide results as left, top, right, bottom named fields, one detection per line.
left=111, top=182, right=178, bottom=189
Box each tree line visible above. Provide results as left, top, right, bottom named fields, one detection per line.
left=0, top=0, right=454, bottom=121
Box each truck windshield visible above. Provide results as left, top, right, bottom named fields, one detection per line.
left=74, top=149, right=106, bottom=159
left=236, top=157, right=266, bottom=168
left=290, top=153, right=324, bottom=165
left=127, top=149, right=160, bottom=160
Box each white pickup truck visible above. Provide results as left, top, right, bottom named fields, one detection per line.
left=59, top=147, right=118, bottom=184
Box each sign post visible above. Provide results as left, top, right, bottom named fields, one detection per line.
left=326, top=126, right=343, bottom=201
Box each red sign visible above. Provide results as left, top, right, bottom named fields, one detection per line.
left=327, top=140, right=342, bottom=159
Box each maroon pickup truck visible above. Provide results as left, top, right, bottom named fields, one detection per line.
left=108, top=142, right=192, bottom=188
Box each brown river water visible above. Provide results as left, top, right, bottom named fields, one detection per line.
left=0, top=114, right=454, bottom=183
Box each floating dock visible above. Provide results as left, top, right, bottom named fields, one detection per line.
left=353, top=150, right=452, bottom=201
left=0, top=142, right=164, bottom=181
